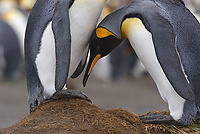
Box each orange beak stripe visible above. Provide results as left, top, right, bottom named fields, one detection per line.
left=88, top=54, right=101, bottom=75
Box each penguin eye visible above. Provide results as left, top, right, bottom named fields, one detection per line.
left=97, top=46, right=100, bottom=50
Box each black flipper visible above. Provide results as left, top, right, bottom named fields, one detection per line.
left=71, top=47, right=89, bottom=79
left=140, top=5, right=195, bottom=101
left=97, top=0, right=196, bottom=101
left=52, top=0, right=74, bottom=91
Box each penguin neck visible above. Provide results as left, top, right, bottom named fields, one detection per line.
left=68, top=0, right=106, bottom=76
left=121, top=18, right=142, bottom=40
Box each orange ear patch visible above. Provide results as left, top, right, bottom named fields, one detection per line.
left=96, top=27, right=120, bottom=39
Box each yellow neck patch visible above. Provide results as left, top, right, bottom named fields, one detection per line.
left=121, top=18, right=142, bottom=39
left=96, top=27, right=120, bottom=39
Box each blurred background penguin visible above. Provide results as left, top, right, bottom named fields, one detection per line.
left=0, top=17, right=21, bottom=80
left=0, top=0, right=36, bottom=80
left=17, top=0, right=35, bottom=12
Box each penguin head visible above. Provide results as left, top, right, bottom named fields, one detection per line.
left=83, top=26, right=122, bottom=86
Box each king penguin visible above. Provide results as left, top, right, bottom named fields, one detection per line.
left=0, top=18, right=21, bottom=80
left=25, top=0, right=107, bottom=113
left=0, top=0, right=28, bottom=57
left=83, top=0, right=200, bottom=125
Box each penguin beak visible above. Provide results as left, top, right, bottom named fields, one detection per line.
left=83, top=54, right=101, bottom=87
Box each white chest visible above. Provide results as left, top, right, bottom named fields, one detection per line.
left=122, top=18, right=185, bottom=120
left=36, top=0, right=106, bottom=92
left=68, top=0, right=105, bottom=76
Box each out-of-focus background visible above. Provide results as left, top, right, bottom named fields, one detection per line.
left=0, top=0, right=199, bottom=129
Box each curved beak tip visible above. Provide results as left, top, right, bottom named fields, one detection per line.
left=83, top=75, right=89, bottom=87
left=82, top=54, right=101, bottom=87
